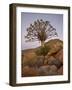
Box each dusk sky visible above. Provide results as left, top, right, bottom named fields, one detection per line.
left=21, top=12, right=63, bottom=50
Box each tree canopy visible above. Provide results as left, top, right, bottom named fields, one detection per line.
left=25, top=19, right=58, bottom=46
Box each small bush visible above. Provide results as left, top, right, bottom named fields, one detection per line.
left=35, top=45, right=50, bottom=57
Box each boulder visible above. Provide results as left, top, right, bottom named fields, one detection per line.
left=48, top=58, right=62, bottom=68
left=35, top=56, right=44, bottom=67
left=47, top=65, right=58, bottom=75
left=54, top=49, right=63, bottom=64
left=48, top=56, right=56, bottom=61
left=58, top=66, right=63, bottom=75
left=22, top=66, right=39, bottom=77
left=38, top=65, right=51, bottom=76
left=38, top=65, right=58, bottom=76
left=50, top=65, right=57, bottom=72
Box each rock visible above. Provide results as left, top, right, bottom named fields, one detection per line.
left=48, top=58, right=62, bottom=68
left=58, top=66, right=63, bottom=75
left=38, top=65, right=51, bottom=75
left=22, top=66, right=39, bottom=77
left=48, top=56, right=56, bottom=61
left=46, top=39, right=63, bottom=56
left=43, top=56, right=55, bottom=65
left=35, top=56, right=44, bottom=67
left=50, top=65, right=57, bottom=72
left=47, top=65, right=58, bottom=75
left=38, top=65, right=58, bottom=76
left=54, top=49, right=63, bottom=64
left=39, top=65, right=50, bottom=71
left=21, top=39, right=63, bottom=76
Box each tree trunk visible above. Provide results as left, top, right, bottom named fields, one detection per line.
left=41, top=41, right=44, bottom=47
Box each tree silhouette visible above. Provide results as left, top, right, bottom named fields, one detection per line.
left=25, top=19, right=58, bottom=47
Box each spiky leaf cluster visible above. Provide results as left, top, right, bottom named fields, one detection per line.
left=25, top=19, right=58, bottom=42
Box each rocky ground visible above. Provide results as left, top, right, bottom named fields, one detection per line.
left=21, top=39, right=63, bottom=77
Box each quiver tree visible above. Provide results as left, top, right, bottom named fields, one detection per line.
left=25, top=19, right=58, bottom=47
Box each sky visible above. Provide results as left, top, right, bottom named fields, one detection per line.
left=21, top=12, right=63, bottom=50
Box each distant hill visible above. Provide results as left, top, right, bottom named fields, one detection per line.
left=22, top=39, right=63, bottom=55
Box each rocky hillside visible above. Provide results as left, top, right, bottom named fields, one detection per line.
left=22, top=39, right=63, bottom=77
